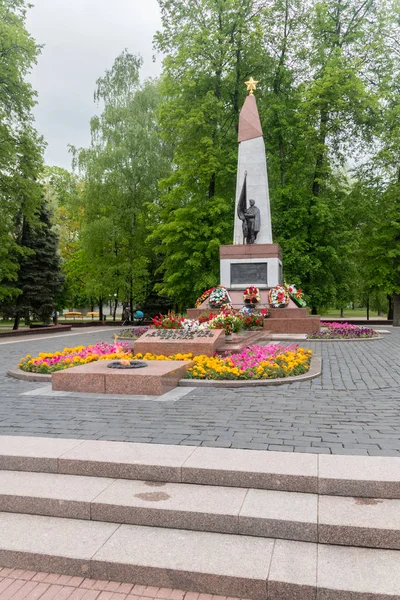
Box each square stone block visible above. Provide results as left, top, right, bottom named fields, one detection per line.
left=0, top=470, right=114, bottom=520
left=58, top=440, right=196, bottom=481
left=317, top=544, right=400, bottom=598
left=319, top=455, right=400, bottom=498
left=239, top=489, right=317, bottom=542
left=92, top=479, right=247, bottom=534
left=91, top=525, right=274, bottom=599
left=0, top=512, right=119, bottom=577
left=0, top=436, right=83, bottom=473
left=268, top=540, right=317, bottom=600
left=318, top=495, right=400, bottom=549
left=182, top=447, right=318, bottom=492
left=52, top=360, right=192, bottom=396
left=134, top=329, right=225, bottom=358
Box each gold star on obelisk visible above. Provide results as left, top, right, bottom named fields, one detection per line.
left=245, top=77, right=259, bottom=95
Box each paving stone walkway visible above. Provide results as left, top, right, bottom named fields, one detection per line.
left=0, top=567, right=242, bottom=600
left=0, top=326, right=399, bottom=456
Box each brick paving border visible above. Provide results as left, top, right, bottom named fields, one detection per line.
left=0, top=568, right=248, bottom=600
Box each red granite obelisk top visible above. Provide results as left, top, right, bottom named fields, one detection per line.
left=238, top=94, right=263, bottom=143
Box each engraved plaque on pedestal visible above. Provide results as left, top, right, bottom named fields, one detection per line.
left=231, top=263, right=268, bottom=285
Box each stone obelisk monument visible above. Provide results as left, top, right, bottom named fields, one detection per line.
left=220, top=78, right=282, bottom=290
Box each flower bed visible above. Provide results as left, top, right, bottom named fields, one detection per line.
left=187, top=345, right=312, bottom=380
left=307, top=322, right=378, bottom=339
left=240, top=313, right=264, bottom=329
left=19, top=343, right=312, bottom=380
left=19, top=342, right=132, bottom=374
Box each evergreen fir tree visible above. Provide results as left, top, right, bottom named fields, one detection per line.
left=13, top=203, right=64, bottom=329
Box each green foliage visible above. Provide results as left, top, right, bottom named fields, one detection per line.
left=7, top=203, right=65, bottom=325
left=151, top=0, right=266, bottom=307
left=3, top=0, right=399, bottom=322
left=0, top=0, right=44, bottom=301
left=71, top=51, right=171, bottom=310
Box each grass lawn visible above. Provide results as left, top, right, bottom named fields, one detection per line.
left=320, top=308, right=387, bottom=319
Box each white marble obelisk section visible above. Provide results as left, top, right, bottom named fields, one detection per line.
left=233, top=95, right=273, bottom=245
left=220, top=92, right=281, bottom=289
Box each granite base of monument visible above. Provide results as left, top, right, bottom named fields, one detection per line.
left=187, top=296, right=320, bottom=335
left=133, top=329, right=226, bottom=357
left=52, top=360, right=193, bottom=396
left=220, top=244, right=282, bottom=290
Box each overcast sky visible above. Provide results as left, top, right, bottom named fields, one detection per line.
left=26, top=0, right=163, bottom=169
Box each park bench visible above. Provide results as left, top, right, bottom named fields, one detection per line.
left=63, top=311, right=83, bottom=320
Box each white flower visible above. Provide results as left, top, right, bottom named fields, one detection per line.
left=181, top=319, right=200, bottom=331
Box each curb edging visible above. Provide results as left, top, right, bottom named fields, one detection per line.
left=306, top=335, right=383, bottom=343
left=8, top=356, right=322, bottom=387
left=7, top=369, right=51, bottom=382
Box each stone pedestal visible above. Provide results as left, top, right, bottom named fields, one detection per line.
left=220, top=244, right=282, bottom=290
left=134, top=329, right=226, bottom=358
left=52, top=360, right=193, bottom=396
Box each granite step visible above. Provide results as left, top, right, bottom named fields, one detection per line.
left=0, top=512, right=400, bottom=600
left=1, top=436, right=400, bottom=498
left=1, top=470, right=400, bottom=550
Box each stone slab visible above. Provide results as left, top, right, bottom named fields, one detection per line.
left=91, top=525, right=274, bottom=599
left=91, top=479, right=247, bottom=534
left=231, top=262, right=268, bottom=286
left=319, top=495, right=400, bottom=549
left=134, top=330, right=225, bottom=358
left=182, top=447, right=318, bottom=492
left=317, top=544, right=400, bottom=599
left=268, top=540, right=317, bottom=600
left=58, top=439, right=196, bottom=482
left=239, top=489, right=317, bottom=542
left=0, top=512, right=119, bottom=576
left=52, top=360, right=192, bottom=396
left=319, top=455, right=400, bottom=498
left=0, top=436, right=83, bottom=473
left=267, top=308, right=309, bottom=320
left=0, top=470, right=114, bottom=520
left=265, top=318, right=320, bottom=335
left=220, top=244, right=282, bottom=260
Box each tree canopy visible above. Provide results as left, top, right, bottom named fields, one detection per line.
left=1, top=0, right=400, bottom=324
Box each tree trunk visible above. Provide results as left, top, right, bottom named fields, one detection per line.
left=388, top=294, right=394, bottom=320
left=340, top=308, right=344, bottom=318
left=393, top=294, right=400, bottom=327
left=113, top=298, right=118, bottom=321
left=99, top=298, right=103, bottom=321
left=13, top=314, right=20, bottom=331
left=130, top=286, right=134, bottom=322
left=366, top=296, right=370, bottom=321
left=311, top=305, right=318, bottom=315
left=208, top=173, right=216, bottom=199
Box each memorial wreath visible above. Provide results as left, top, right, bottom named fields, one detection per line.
left=208, top=286, right=232, bottom=309
left=243, top=286, right=261, bottom=304
left=285, top=283, right=307, bottom=307
left=268, top=285, right=289, bottom=308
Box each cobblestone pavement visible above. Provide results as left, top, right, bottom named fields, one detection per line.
left=0, top=326, right=399, bottom=456
left=0, top=567, right=240, bottom=600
